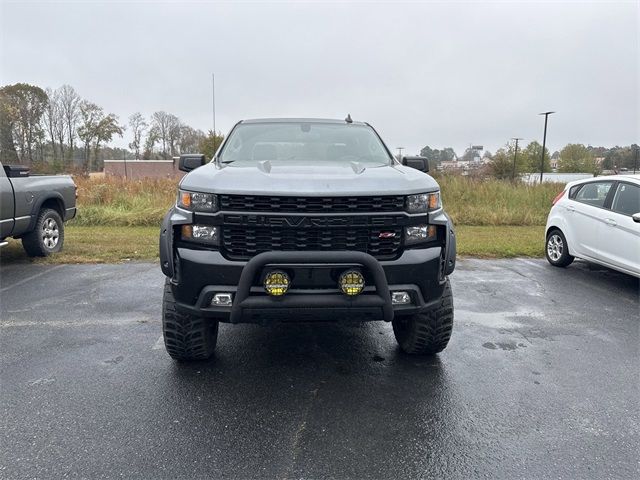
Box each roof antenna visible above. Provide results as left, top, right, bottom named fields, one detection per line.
left=345, top=114, right=353, bottom=124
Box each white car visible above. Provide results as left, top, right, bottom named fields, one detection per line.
left=545, top=174, right=640, bottom=277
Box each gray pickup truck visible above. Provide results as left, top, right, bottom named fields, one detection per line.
left=0, top=162, right=76, bottom=256
left=160, top=118, right=456, bottom=361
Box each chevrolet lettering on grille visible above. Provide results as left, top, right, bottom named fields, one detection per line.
left=223, top=214, right=403, bottom=228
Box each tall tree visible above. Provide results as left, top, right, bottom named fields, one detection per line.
left=0, top=83, right=48, bottom=165
left=151, top=111, right=179, bottom=159
left=521, top=141, right=551, bottom=173
left=42, top=88, right=59, bottom=162
left=59, top=85, right=81, bottom=165
left=93, top=113, right=124, bottom=170
left=77, top=101, right=103, bottom=171
left=198, top=130, right=225, bottom=160
left=143, top=126, right=159, bottom=159
left=178, top=125, right=206, bottom=154
left=558, top=144, right=596, bottom=173
left=166, top=114, right=181, bottom=157
left=128, top=112, right=147, bottom=159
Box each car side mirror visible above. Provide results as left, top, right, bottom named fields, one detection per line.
left=179, top=154, right=206, bottom=172
left=633, top=213, right=640, bottom=223
left=402, top=156, right=429, bottom=173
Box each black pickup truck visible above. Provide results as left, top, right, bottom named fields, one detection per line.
left=160, top=118, right=456, bottom=361
left=0, top=162, right=76, bottom=256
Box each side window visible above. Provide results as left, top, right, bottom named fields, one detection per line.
left=610, top=183, right=640, bottom=216
left=574, top=182, right=613, bottom=208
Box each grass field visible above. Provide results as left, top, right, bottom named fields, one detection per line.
left=70, top=175, right=562, bottom=227
left=0, top=175, right=555, bottom=264
left=0, top=225, right=545, bottom=264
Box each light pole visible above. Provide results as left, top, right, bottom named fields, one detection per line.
left=397, top=147, right=404, bottom=161
left=511, top=137, right=523, bottom=181
left=538, top=111, right=555, bottom=183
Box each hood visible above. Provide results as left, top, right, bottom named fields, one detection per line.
left=180, top=162, right=439, bottom=196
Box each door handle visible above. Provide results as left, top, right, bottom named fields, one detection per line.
left=605, top=218, right=617, bottom=227
left=566, top=206, right=575, bottom=212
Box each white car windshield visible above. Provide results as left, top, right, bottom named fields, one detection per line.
left=218, top=122, right=392, bottom=167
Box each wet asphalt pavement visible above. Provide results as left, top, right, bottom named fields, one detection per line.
left=0, top=258, right=638, bottom=479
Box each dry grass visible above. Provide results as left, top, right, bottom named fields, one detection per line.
left=436, top=175, right=561, bottom=226
left=0, top=226, right=159, bottom=264
left=73, top=176, right=178, bottom=226
left=71, top=175, right=559, bottom=227
left=0, top=176, right=553, bottom=264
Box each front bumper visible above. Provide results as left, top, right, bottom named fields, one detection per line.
left=160, top=208, right=456, bottom=324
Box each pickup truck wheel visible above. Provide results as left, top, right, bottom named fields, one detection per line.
left=162, top=279, right=218, bottom=361
left=21, top=208, right=64, bottom=257
left=392, top=279, right=453, bottom=355
left=545, top=229, right=574, bottom=267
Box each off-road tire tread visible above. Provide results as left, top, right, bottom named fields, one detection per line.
left=392, top=280, right=454, bottom=355
left=162, top=280, right=218, bottom=361
left=22, top=208, right=64, bottom=257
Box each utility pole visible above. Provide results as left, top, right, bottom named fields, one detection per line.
left=397, top=147, right=404, bottom=161
left=538, top=111, right=555, bottom=183
left=511, top=137, right=523, bottom=182
left=123, top=149, right=128, bottom=180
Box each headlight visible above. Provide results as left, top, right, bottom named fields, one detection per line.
left=406, top=192, right=441, bottom=213
left=404, top=224, right=437, bottom=245
left=178, top=190, right=218, bottom=212
left=181, top=225, right=219, bottom=245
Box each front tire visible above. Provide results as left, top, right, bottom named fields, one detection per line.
left=22, top=208, right=64, bottom=257
left=162, top=279, right=218, bottom=361
left=545, top=229, right=574, bottom=267
left=392, top=280, right=454, bottom=355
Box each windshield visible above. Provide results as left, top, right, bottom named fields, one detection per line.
left=218, top=122, right=392, bottom=166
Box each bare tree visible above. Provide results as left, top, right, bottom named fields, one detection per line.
left=42, top=88, right=58, bottom=162
left=59, top=85, right=80, bottom=165
left=151, top=111, right=180, bottom=159
left=128, top=112, right=147, bottom=159
left=167, top=115, right=182, bottom=157
left=77, top=101, right=103, bottom=171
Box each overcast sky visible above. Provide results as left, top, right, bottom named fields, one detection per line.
left=1, top=0, right=637, bottom=156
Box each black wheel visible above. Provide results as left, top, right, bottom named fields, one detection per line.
left=162, top=279, right=218, bottom=361
left=545, top=228, right=574, bottom=267
left=392, top=279, right=454, bottom=355
left=22, top=208, right=64, bottom=257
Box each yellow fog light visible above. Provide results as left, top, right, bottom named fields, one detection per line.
left=339, top=270, right=365, bottom=296
left=264, top=270, right=290, bottom=296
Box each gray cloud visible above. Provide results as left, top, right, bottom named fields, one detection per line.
left=1, top=0, right=637, bottom=156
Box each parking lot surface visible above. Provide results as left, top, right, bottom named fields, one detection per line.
left=1, top=258, right=638, bottom=479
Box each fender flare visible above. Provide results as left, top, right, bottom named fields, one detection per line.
left=443, top=213, right=456, bottom=276
left=27, top=193, right=65, bottom=231
left=159, top=207, right=193, bottom=278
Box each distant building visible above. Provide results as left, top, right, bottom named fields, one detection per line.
left=521, top=173, right=594, bottom=184
left=103, top=158, right=185, bottom=179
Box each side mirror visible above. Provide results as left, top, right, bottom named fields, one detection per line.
left=402, top=156, right=429, bottom=173
left=633, top=213, right=640, bottom=224
left=179, top=154, right=206, bottom=172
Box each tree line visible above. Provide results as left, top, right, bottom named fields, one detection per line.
left=420, top=141, right=638, bottom=178
left=0, top=82, right=223, bottom=173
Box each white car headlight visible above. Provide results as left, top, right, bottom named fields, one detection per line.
left=406, top=192, right=441, bottom=213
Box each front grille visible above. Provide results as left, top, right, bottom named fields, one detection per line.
left=219, top=194, right=405, bottom=213
left=222, top=226, right=402, bottom=260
